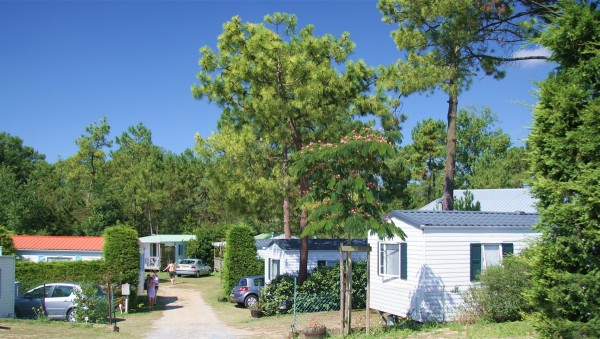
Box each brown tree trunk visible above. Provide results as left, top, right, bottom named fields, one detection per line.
left=443, top=83, right=458, bottom=211
left=282, top=148, right=291, bottom=239
left=298, top=176, right=309, bottom=283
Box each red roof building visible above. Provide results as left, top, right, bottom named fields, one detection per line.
left=11, top=235, right=104, bottom=262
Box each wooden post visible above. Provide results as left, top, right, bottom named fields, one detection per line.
left=366, top=251, right=370, bottom=335
left=347, top=252, right=352, bottom=335
left=339, top=246, right=345, bottom=336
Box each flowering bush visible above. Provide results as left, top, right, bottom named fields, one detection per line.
left=308, top=318, right=326, bottom=330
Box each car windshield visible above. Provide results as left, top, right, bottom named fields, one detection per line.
left=179, top=260, right=195, bottom=265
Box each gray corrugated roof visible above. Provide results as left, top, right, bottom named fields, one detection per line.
left=387, top=210, right=539, bottom=228
left=269, top=238, right=368, bottom=251
left=419, top=188, right=538, bottom=213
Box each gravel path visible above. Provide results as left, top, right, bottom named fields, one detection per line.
left=145, top=283, right=249, bottom=339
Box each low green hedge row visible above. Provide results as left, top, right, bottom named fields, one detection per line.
left=16, top=259, right=108, bottom=292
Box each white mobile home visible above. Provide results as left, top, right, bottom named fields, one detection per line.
left=0, top=255, right=15, bottom=318
left=369, top=210, right=539, bottom=322
left=261, top=238, right=368, bottom=284
left=139, top=234, right=195, bottom=271
left=12, top=235, right=104, bottom=262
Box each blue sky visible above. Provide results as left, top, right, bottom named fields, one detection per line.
left=1, top=1, right=554, bottom=163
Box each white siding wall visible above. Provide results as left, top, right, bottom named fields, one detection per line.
left=415, top=227, right=539, bottom=321
left=263, top=245, right=367, bottom=284
left=0, top=256, right=16, bottom=318
left=369, top=219, right=539, bottom=322
left=368, top=219, right=424, bottom=320
left=16, top=250, right=102, bottom=262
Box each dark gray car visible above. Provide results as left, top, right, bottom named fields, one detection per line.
left=229, top=275, right=265, bottom=307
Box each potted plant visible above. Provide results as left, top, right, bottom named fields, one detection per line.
left=248, top=303, right=262, bottom=318
left=302, top=319, right=326, bottom=338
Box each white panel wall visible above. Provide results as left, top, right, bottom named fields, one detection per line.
left=16, top=250, right=103, bottom=262
left=369, top=220, right=540, bottom=322
left=263, top=245, right=367, bottom=284
left=368, top=219, right=424, bottom=319
left=0, top=256, right=16, bottom=318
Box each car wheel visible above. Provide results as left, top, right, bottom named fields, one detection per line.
left=66, top=308, right=76, bottom=323
left=195, top=271, right=200, bottom=278
left=244, top=295, right=259, bottom=308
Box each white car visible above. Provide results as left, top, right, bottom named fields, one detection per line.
left=14, top=282, right=105, bottom=322
left=175, top=259, right=211, bottom=277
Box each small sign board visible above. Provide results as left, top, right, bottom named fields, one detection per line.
left=121, top=283, right=130, bottom=296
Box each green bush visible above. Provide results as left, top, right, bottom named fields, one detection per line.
left=221, top=223, right=262, bottom=296
left=461, top=253, right=533, bottom=323
left=103, top=224, right=140, bottom=308
left=186, top=224, right=227, bottom=268
left=73, top=282, right=109, bottom=323
left=16, top=260, right=106, bottom=292
left=261, top=261, right=368, bottom=316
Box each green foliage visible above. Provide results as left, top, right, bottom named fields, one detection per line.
left=527, top=1, right=600, bottom=337
left=15, top=260, right=106, bottom=292
left=186, top=224, right=227, bottom=268
left=261, top=261, right=368, bottom=316
left=461, top=253, right=533, bottom=323
left=378, top=0, right=547, bottom=209
left=103, top=224, right=139, bottom=287
left=0, top=225, right=15, bottom=255
left=453, top=191, right=481, bottom=211
left=73, top=282, right=109, bottom=324
left=455, top=107, right=513, bottom=188
left=292, top=128, right=405, bottom=240
left=221, top=224, right=261, bottom=296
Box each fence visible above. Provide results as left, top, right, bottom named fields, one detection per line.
left=287, top=277, right=373, bottom=336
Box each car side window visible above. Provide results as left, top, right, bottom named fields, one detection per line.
left=254, top=278, right=264, bottom=287
left=28, top=286, right=48, bottom=298
left=52, top=285, right=73, bottom=298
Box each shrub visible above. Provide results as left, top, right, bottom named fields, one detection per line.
left=261, top=260, right=368, bottom=316
left=459, top=253, right=533, bottom=323
left=16, top=260, right=106, bottom=292
left=221, top=223, right=261, bottom=296
left=73, top=282, right=109, bottom=323
left=103, top=224, right=140, bottom=310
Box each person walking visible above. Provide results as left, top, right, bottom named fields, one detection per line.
left=153, top=271, right=160, bottom=304
left=163, top=261, right=176, bottom=285
left=147, top=274, right=156, bottom=310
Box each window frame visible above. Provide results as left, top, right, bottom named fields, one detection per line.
left=378, top=242, right=407, bottom=280
left=470, top=242, right=514, bottom=281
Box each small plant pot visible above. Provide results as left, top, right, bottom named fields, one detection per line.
left=250, top=309, right=262, bottom=318
left=302, top=326, right=326, bottom=338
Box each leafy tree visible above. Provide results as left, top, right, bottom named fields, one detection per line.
left=186, top=224, right=227, bottom=268
left=221, top=224, right=261, bottom=296
left=292, top=128, right=406, bottom=240
left=195, top=125, right=283, bottom=227
left=192, top=13, right=401, bottom=282
left=404, top=118, right=446, bottom=205
left=453, top=190, right=481, bottom=211
left=469, top=146, right=530, bottom=188
left=527, top=1, right=600, bottom=336
left=110, top=124, right=165, bottom=235
left=455, top=107, right=512, bottom=188
left=0, top=225, right=16, bottom=255
left=378, top=0, right=549, bottom=209
left=0, top=132, right=46, bottom=183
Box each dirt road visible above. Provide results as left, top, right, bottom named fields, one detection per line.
left=145, top=283, right=249, bottom=339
